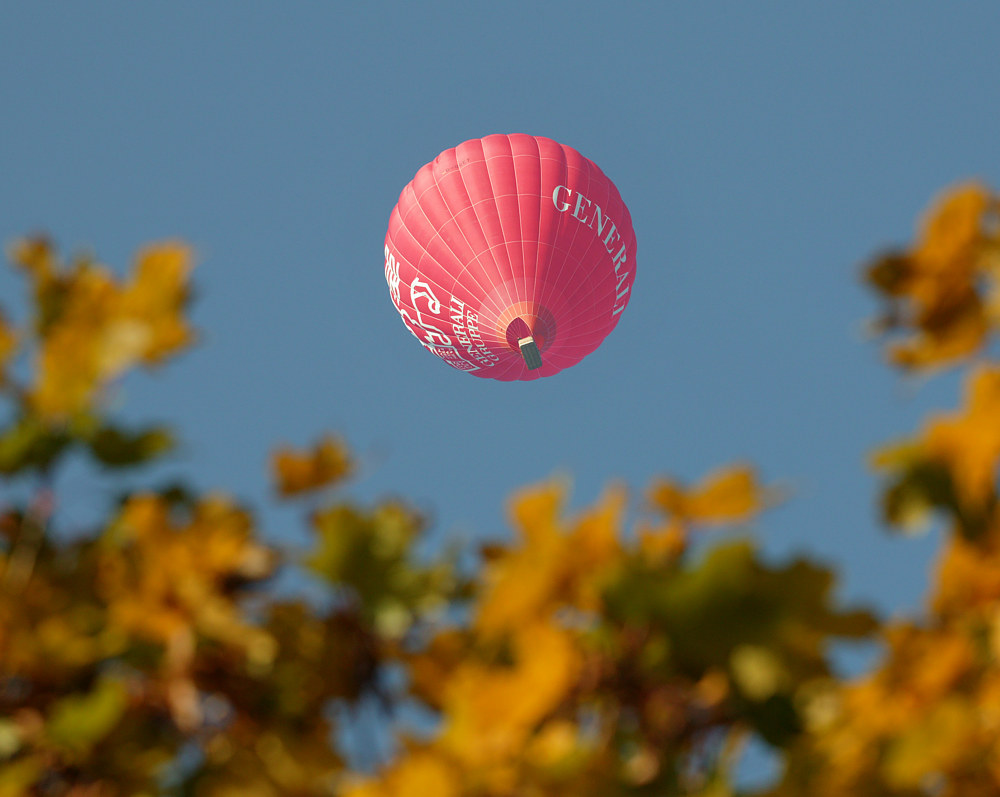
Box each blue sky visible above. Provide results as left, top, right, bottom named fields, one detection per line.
left=3, top=2, right=999, bottom=640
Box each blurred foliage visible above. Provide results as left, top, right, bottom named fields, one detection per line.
left=3, top=184, right=1000, bottom=795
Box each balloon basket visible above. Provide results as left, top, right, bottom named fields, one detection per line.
left=518, top=337, right=543, bottom=370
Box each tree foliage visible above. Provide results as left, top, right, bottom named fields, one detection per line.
left=1, top=183, right=999, bottom=795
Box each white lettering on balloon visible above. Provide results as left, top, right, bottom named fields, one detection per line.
left=552, top=185, right=631, bottom=318
left=450, top=297, right=500, bottom=366
left=384, top=244, right=498, bottom=371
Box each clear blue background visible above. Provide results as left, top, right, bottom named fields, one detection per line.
left=2, top=2, right=998, bottom=659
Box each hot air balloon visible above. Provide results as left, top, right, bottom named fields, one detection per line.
left=384, top=134, right=636, bottom=380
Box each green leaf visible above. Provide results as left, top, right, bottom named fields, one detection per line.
left=0, top=756, right=43, bottom=793
left=864, top=251, right=913, bottom=298
left=605, top=540, right=878, bottom=678
left=34, top=275, right=71, bottom=336
left=85, top=424, right=174, bottom=468
left=307, top=502, right=456, bottom=632
left=46, top=677, right=127, bottom=752
left=0, top=414, right=72, bottom=475
left=742, top=693, right=802, bottom=747
left=881, top=458, right=991, bottom=540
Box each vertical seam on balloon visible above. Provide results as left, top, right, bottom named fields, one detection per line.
left=539, top=142, right=579, bottom=329
left=581, top=171, right=631, bottom=334
left=530, top=137, right=563, bottom=360
left=491, top=135, right=524, bottom=327
left=555, top=176, right=630, bottom=351
left=455, top=140, right=517, bottom=345
left=572, top=154, right=607, bottom=335
left=553, top=144, right=595, bottom=348
left=434, top=149, right=508, bottom=328
left=538, top=242, right=604, bottom=353
left=543, top=162, right=632, bottom=358
left=401, top=182, right=465, bottom=294
left=525, top=135, right=544, bottom=361
left=539, top=142, right=594, bottom=357
left=510, top=136, right=532, bottom=342
left=609, top=189, right=638, bottom=331
left=409, top=178, right=470, bottom=277
left=479, top=138, right=520, bottom=350
left=403, top=174, right=495, bottom=329
left=606, top=178, right=636, bottom=327
left=424, top=152, right=507, bottom=332
left=421, top=157, right=482, bottom=303
left=427, top=147, right=519, bottom=370
left=393, top=184, right=472, bottom=332
left=387, top=195, right=453, bottom=343
left=392, top=178, right=502, bottom=372
left=556, top=160, right=615, bottom=350
left=562, top=159, right=607, bottom=348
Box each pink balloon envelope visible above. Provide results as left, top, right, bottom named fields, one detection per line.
left=384, top=134, right=636, bottom=380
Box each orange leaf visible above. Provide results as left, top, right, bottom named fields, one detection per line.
left=342, top=751, right=459, bottom=797
left=650, top=464, right=770, bottom=526
left=477, top=483, right=623, bottom=634
left=440, top=622, right=581, bottom=777
left=914, top=183, right=989, bottom=272
left=925, top=365, right=1000, bottom=510
left=0, top=310, right=17, bottom=381
left=868, top=184, right=999, bottom=371
left=24, top=242, right=196, bottom=420
left=120, top=242, right=195, bottom=364
left=7, top=235, right=56, bottom=282
left=933, top=530, right=1000, bottom=617
left=272, top=434, right=352, bottom=497
left=32, top=325, right=103, bottom=418
left=887, top=306, right=988, bottom=370
left=100, top=493, right=275, bottom=659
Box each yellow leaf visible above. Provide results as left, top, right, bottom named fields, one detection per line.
left=882, top=697, right=978, bottom=789
left=476, top=483, right=623, bottom=634
left=342, top=751, right=459, bottom=797
left=638, top=519, right=688, bottom=564
left=569, top=485, right=624, bottom=567
left=385, top=752, right=459, bottom=797
left=874, top=625, right=974, bottom=704
left=869, top=439, right=925, bottom=471
left=31, top=325, right=102, bottom=418
left=509, top=479, right=565, bottom=547
left=651, top=464, right=770, bottom=525
left=340, top=781, right=385, bottom=797
left=7, top=235, right=56, bottom=282
left=120, top=242, right=195, bottom=363
left=28, top=262, right=116, bottom=417
left=887, top=307, right=988, bottom=370
left=272, top=434, right=352, bottom=497
left=915, top=183, right=989, bottom=272
left=933, top=533, right=1000, bottom=617
left=0, top=755, right=43, bottom=796
left=926, top=365, right=1000, bottom=509
left=46, top=677, right=127, bottom=753
left=525, top=719, right=579, bottom=769
left=407, top=629, right=467, bottom=709
left=686, top=465, right=767, bottom=521
left=864, top=184, right=998, bottom=371
left=100, top=493, right=275, bottom=658
left=0, top=311, right=17, bottom=382
left=440, top=623, right=581, bottom=776
left=475, top=483, right=567, bottom=635
left=730, top=645, right=790, bottom=701
left=564, top=487, right=626, bottom=611
left=25, top=242, right=196, bottom=419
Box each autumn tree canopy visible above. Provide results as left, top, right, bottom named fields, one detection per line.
left=2, top=183, right=1000, bottom=795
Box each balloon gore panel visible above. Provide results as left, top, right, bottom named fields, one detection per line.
left=384, top=134, right=636, bottom=381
